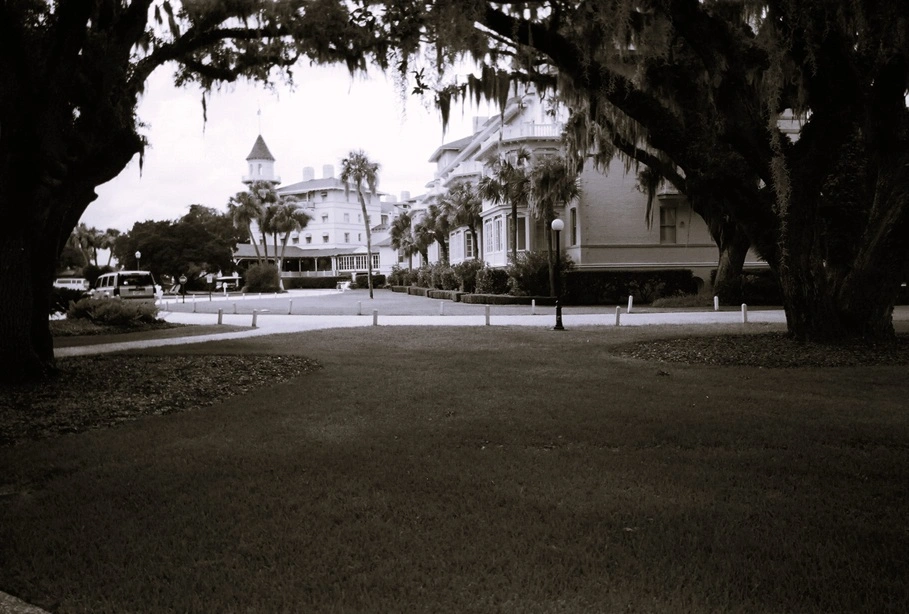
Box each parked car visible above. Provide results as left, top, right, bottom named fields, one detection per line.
left=91, top=270, right=158, bottom=301
left=215, top=275, right=242, bottom=291
left=53, top=277, right=90, bottom=291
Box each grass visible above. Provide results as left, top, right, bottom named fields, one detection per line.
left=2, top=324, right=908, bottom=613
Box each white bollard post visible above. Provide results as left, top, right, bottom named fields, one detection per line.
left=627, top=295, right=634, bottom=314
left=358, top=301, right=362, bottom=316
left=233, top=303, right=237, bottom=314
left=288, top=299, right=293, bottom=315
left=252, top=309, right=259, bottom=328
left=531, top=299, right=536, bottom=315
left=714, top=295, right=720, bottom=311
left=372, top=309, right=378, bottom=326
left=259, top=293, right=262, bottom=299
left=741, top=303, right=748, bottom=324
left=192, top=301, right=197, bottom=313
left=485, top=305, right=490, bottom=326
left=440, top=301, right=445, bottom=316
left=615, top=306, right=621, bottom=326
left=217, top=309, right=223, bottom=325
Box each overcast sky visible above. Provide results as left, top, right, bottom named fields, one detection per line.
left=87, top=63, right=493, bottom=231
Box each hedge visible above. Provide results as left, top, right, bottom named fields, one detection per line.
left=407, top=287, right=430, bottom=297
left=283, top=276, right=347, bottom=290
left=427, top=289, right=465, bottom=301
left=461, top=294, right=557, bottom=306
left=564, top=270, right=699, bottom=305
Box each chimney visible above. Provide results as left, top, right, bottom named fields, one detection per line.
left=302, top=166, right=314, bottom=181
left=323, top=164, right=334, bottom=179
left=400, top=191, right=411, bottom=202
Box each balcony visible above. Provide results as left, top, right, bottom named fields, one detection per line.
left=477, top=123, right=563, bottom=159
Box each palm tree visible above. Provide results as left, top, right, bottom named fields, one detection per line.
left=390, top=211, right=417, bottom=270
left=423, top=202, right=452, bottom=264
left=478, top=147, right=531, bottom=264
left=441, top=181, right=483, bottom=261
left=530, top=155, right=581, bottom=296
left=100, top=228, right=121, bottom=267
left=228, top=190, right=265, bottom=264
left=269, top=200, right=310, bottom=290
left=412, top=217, right=434, bottom=265
left=249, top=180, right=280, bottom=263
left=340, top=150, right=380, bottom=299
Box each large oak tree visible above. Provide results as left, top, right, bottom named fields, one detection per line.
left=0, top=0, right=389, bottom=381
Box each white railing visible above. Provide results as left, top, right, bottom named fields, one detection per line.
left=477, top=123, right=563, bottom=157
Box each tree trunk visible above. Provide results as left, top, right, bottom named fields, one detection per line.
left=712, top=225, right=751, bottom=305
left=775, top=153, right=909, bottom=341
left=511, top=203, right=519, bottom=264
left=0, top=233, right=58, bottom=381
left=471, top=227, right=482, bottom=262
left=358, top=190, right=374, bottom=299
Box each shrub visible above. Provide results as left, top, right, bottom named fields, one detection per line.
left=244, top=263, right=281, bottom=293
left=66, top=297, right=159, bottom=326
left=506, top=250, right=573, bottom=297
left=416, top=265, right=433, bottom=288
left=387, top=266, right=407, bottom=287
left=351, top=273, right=387, bottom=289
left=475, top=266, right=510, bottom=295
left=50, top=287, right=88, bottom=315
left=453, top=260, right=484, bottom=293
left=430, top=265, right=459, bottom=291
left=401, top=268, right=419, bottom=286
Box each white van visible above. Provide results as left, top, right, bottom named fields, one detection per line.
left=54, top=277, right=90, bottom=291
left=91, top=270, right=158, bottom=301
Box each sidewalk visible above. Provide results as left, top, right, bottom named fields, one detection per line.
left=55, top=304, right=789, bottom=357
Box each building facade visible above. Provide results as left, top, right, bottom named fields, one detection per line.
left=234, top=136, right=402, bottom=279
left=421, top=88, right=765, bottom=289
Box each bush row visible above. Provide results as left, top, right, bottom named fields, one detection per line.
left=388, top=251, right=571, bottom=297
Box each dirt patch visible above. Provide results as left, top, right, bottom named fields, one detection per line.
left=614, top=332, right=909, bottom=367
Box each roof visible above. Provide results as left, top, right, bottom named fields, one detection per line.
left=232, top=244, right=363, bottom=259
left=246, top=135, right=275, bottom=161
left=428, top=135, right=474, bottom=162
left=278, top=177, right=348, bottom=194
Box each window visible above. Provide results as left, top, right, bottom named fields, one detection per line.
left=485, top=220, right=493, bottom=253
left=344, top=232, right=350, bottom=243
left=493, top=217, right=503, bottom=252
left=358, top=233, right=362, bottom=242
left=343, top=213, right=350, bottom=223
left=257, top=163, right=262, bottom=176
left=451, top=231, right=463, bottom=262
left=291, top=236, right=299, bottom=244
left=358, top=214, right=362, bottom=223
left=465, top=232, right=474, bottom=259
left=381, top=214, right=388, bottom=225
left=321, top=214, right=329, bottom=223
left=507, top=216, right=527, bottom=251
left=570, top=208, right=578, bottom=246
left=305, top=234, right=312, bottom=244
left=322, top=233, right=330, bottom=244
left=660, top=207, right=677, bottom=244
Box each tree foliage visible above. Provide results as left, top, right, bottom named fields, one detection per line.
left=112, top=205, right=240, bottom=287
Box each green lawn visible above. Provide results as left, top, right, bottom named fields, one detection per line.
left=2, top=325, right=908, bottom=613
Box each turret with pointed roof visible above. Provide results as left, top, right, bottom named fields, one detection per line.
left=243, top=134, right=280, bottom=185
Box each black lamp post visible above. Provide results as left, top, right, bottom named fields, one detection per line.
left=135, top=251, right=141, bottom=270
left=551, top=218, right=565, bottom=331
